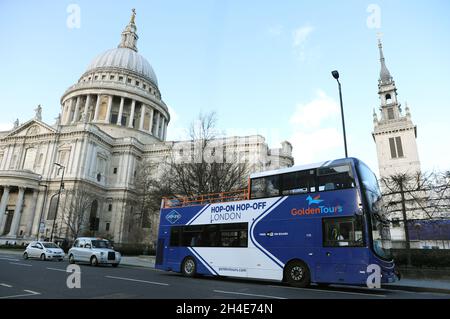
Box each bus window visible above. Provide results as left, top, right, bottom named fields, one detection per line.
left=181, top=225, right=202, bottom=247
left=282, top=169, right=315, bottom=195
left=322, top=217, right=364, bottom=247
left=170, top=223, right=248, bottom=247
left=250, top=175, right=280, bottom=199
left=317, top=165, right=355, bottom=192
left=219, top=223, right=248, bottom=247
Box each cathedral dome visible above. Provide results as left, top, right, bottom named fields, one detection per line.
left=60, top=9, right=170, bottom=143
left=86, top=47, right=158, bottom=86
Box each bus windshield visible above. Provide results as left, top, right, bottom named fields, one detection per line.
left=357, top=161, right=392, bottom=260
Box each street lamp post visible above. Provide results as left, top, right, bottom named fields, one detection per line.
left=331, top=70, right=348, bottom=158
left=50, top=163, right=65, bottom=242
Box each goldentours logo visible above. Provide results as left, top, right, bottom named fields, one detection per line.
left=166, top=210, right=182, bottom=224
left=306, top=195, right=323, bottom=205
left=291, top=195, right=343, bottom=216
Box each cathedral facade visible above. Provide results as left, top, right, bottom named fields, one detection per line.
left=0, top=12, right=293, bottom=246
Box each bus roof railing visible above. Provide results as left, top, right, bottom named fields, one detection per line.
left=162, top=189, right=249, bottom=209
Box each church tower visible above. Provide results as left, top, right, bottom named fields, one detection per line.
left=372, top=39, right=421, bottom=178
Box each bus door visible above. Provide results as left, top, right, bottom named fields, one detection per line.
left=316, top=216, right=365, bottom=284
left=164, top=226, right=180, bottom=270
left=155, top=237, right=166, bottom=266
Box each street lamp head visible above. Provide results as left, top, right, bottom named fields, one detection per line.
left=331, top=70, right=340, bottom=80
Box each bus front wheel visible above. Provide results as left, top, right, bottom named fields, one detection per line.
left=284, top=260, right=311, bottom=288
left=181, top=257, right=197, bottom=277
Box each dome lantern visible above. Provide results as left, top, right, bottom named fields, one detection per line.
left=118, top=8, right=139, bottom=52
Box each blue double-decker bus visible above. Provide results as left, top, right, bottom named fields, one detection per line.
left=155, top=157, right=399, bottom=287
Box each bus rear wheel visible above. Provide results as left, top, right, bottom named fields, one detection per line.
left=284, top=260, right=311, bottom=288
left=181, top=257, right=196, bottom=277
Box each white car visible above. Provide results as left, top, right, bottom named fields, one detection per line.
left=23, top=241, right=65, bottom=261
left=68, top=237, right=121, bottom=267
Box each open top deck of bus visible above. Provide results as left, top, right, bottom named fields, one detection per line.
left=161, top=157, right=358, bottom=209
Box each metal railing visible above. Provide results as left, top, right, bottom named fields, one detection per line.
left=162, top=189, right=249, bottom=208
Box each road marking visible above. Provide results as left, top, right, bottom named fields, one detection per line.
left=0, top=257, right=20, bottom=262
left=0, top=283, right=12, bottom=288
left=213, top=289, right=287, bottom=299
left=47, top=267, right=81, bottom=274
left=46, top=267, right=66, bottom=272
left=105, top=275, right=169, bottom=286
left=267, top=285, right=386, bottom=298
left=9, top=262, right=32, bottom=267
left=0, top=289, right=41, bottom=299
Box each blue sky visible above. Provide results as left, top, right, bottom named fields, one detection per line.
left=1, top=0, right=449, bottom=173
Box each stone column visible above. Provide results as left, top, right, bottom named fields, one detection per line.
left=160, top=117, right=165, bottom=139
left=26, top=190, right=39, bottom=237
left=163, top=120, right=168, bottom=141
left=139, top=104, right=146, bottom=130
left=105, top=95, right=113, bottom=123
left=72, top=96, right=81, bottom=123
left=155, top=112, right=160, bottom=138
left=148, top=108, right=154, bottom=134
left=0, top=186, right=11, bottom=235
left=7, top=187, right=25, bottom=237
left=128, top=100, right=136, bottom=128
left=83, top=94, right=91, bottom=120
left=62, top=101, right=68, bottom=125
left=93, top=94, right=101, bottom=121
left=31, top=191, right=46, bottom=238
left=66, top=98, right=75, bottom=124
left=117, top=97, right=124, bottom=125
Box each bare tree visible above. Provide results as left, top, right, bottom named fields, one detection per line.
left=380, top=170, right=450, bottom=263
left=381, top=171, right=450, bottom=222
left=161, top=112, right=249, bottom=200
left=61, top=188, right=96, bottom=241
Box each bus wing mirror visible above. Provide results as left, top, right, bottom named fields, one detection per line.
left=356, top=206, right=364, bottom=215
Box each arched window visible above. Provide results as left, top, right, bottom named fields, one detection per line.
left=23, top=147, right=37, bottom=171
left=385, top=94, right=392, bottom=104
left=89, top=200, right=99, bottom=231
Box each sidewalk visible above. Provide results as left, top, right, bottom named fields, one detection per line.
left=384, top=278, right=450, bottom=294
left=120, top=255, right=155, bottom=268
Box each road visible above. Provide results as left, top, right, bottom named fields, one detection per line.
left=0, top=252, right=448, bottom=299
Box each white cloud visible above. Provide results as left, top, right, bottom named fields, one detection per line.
left=292, top=25, right=314, bottom=47
left=292, top=25, right=314, bottom=61
left=166, top=105, right=187, bottom=141
left=290, top=90, right=339, bottom=128
left=288, top=90, right=344, bottom=165
left=0, top=123, right=13, bottom=131
left=290, top=128, right=342, bottom=164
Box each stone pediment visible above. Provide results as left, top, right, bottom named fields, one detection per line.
left=2, top=119, right=57, bottom=138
